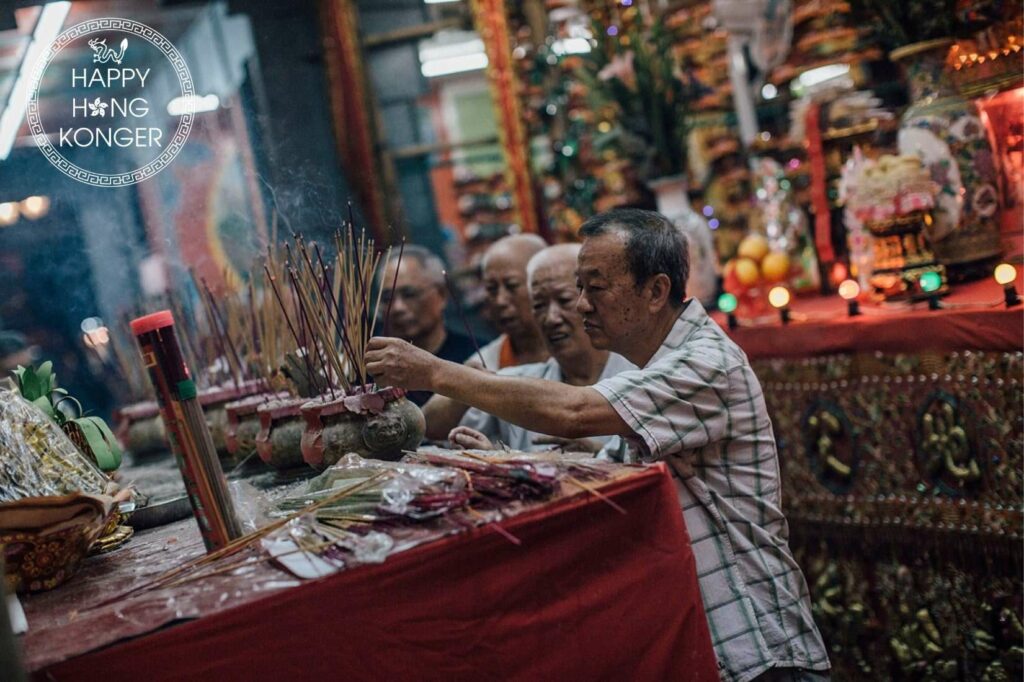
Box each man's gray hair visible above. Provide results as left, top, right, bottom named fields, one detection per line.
left=481, top=233, right=547, bottom=271
left=385, top=244, right=445, bottom=287
left=579, top=208, right=689, bottom=304
left=526, top=243, right=581, bottom=284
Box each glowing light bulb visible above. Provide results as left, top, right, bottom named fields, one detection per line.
left=838, top=279, right=860, bottom=316
left=718, top=293, right=738, bottom=330
left=919, top=271, right=943, bottom=310
left=920, top=271, right=942, bottom=293
left=0, top=202, right=17, bottom=226
left=768, top=286, right=791, bottom=309
left=838, top=279, right=860, bottom=300
left=994, top=263, right=1020, bottom=307
left=769, top=286, right=791, bottom=324
left=994, top=263, right=1017, bottom=286
left=20, top=195, right=49, bottom=219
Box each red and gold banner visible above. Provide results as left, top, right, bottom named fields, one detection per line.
left=470, top=0, right=538, bottom=234
left=804, top=102, right=835, bottom=264
left=319, top=0, right=390, bottom=242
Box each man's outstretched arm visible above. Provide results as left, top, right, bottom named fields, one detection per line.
left=421, top=393, right=471, bottom=440
left=366, top=337, right=631, bottom=440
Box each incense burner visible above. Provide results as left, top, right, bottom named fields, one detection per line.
left=225, top=391, right=290, bottom=459
left=255, top=397, right=310, bottom=471
left=300, top=387, right=425, bottom=469
left=199, top=381, right=265, bottom=460
left=113, top=400, right=166, bottom=456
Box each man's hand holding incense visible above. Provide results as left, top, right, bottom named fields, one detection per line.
left=366, top=336, right=441, bottom=391
left=369, top=336, right=630, bottom=441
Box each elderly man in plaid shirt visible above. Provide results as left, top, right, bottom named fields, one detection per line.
left=367, top=208, right=830, bottom=682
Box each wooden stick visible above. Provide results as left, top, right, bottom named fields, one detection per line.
left=383, top=237, right=405, bottom=336
left=465, top=506, right=521, bottom=546
left=199, top=280, right=241, bottom=391
left=287, top=266, right=332, bottom=399
left=314, top=242, right=360, bottom=389
left=264, top=264, right=319, bottom=395
left=565, top=476, right=627, bottom=515
left=167, top=297, right=203, bottom=380
left=368, top=245, right=392, bottom=340
left=86, top=472, right=389, bottom=609
left=443, top=269, right=487, bottom=369
left=293, top=257, right=349, bottom=394
left=202, top=279, right=247, bottom=385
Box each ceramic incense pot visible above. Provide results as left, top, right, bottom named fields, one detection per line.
left=300, top=387, right=424, bottom=470
left=198, top=381, right=265, bottom=458
left=224, top=391, right=291, bottom=459
left=255, top=397, right=311, bottom=471
left=113, top=400, right=165, bottom=456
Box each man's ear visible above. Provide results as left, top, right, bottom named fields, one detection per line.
left=646, top=273, right=673, bottom=313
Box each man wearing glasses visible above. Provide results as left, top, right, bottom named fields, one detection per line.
left=379, top=246, right=478, bottom=406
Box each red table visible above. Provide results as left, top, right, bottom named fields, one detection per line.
left=714, top=275, right=1023, bottom=358
left=709, top=275, right=1023, bottom=679
left=23, top=464, right=718, bottom=682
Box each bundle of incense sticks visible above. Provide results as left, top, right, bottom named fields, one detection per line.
left=131, top=310, right=242, bottom=551
left=262, top=220, right=392, bottom=396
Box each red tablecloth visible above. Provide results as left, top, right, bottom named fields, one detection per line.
left=713, top=276, right=1024, bottom=359
left=30, top=465, right=717, bottom=682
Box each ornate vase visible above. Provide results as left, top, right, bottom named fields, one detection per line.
left=891, top=38, right=1002, bottom=276
left=648, top=175, right=719, bottom=307
left=300, top=387, right=424, bottom=470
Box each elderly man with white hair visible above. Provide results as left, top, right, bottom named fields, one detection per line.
left=449, top=243, right=634, bottom=452
left=421, top=233, right=549, bottom=439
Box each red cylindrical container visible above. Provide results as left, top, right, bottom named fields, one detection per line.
left=131, top=310, right=241, bottom=551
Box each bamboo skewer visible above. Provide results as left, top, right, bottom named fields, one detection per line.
left=256, top=213, right=390, bottom=397
left=465, top=506, right=521, bottom=546
left=564, top=476, right=628, bottom=515
left=452, top=450, right=626, bottom=515
left=86, top=472, right=389, bottom=610
left=196, top=280, right=239, bottom=390
left=383, top=237, right=405, bottom=336
left=287, top=266, right=334, bottom=399
left=312, top=242, right=356, bottom=374
left=264, top=264, right=319, bottom=395
left=443, top=269, right=487, bottom=369
left=201, top=279, right=247, bottom=387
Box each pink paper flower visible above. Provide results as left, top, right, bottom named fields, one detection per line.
left=598, top=51, right=636, bottom=90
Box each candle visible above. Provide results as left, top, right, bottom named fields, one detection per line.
left=994, top=263, right=1020, bottom=307
left=838, top=279, right=861, bottom=317
left=718, top=293, right=738, bottom=330
left=919, top=271, right=942, bottom=310
left=769, top=286, right=791, bottom=325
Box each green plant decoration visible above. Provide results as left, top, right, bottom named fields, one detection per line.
left=12, top=361, right=122, bottom=472
left=583, top=18, right=702, bottom=182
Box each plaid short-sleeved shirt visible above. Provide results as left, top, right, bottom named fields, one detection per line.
left=462, top=352, right=635, bottom=452
left=594, top=300, right=829, bottom=682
